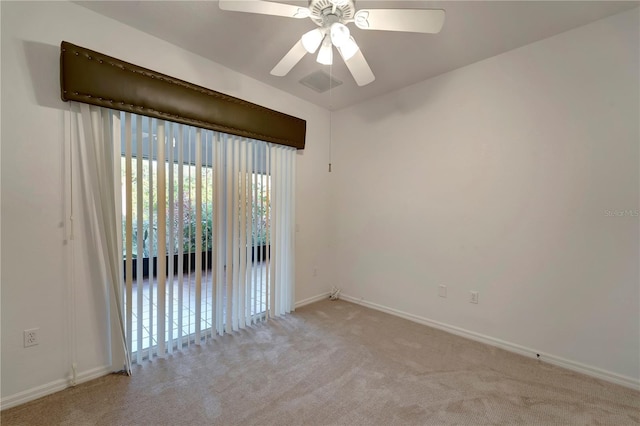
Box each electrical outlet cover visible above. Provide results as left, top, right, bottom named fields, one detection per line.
left=24, top=328, right=39, bottom=347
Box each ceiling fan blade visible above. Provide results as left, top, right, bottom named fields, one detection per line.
left=219, top=0, right=310, bottom=19
left=271, top=40, right=307, bottom=76
left=354, top=9, right=445, bottom=33
left=339, top=47, right=375, bottom=86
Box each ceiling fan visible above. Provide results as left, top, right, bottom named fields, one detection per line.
left=219, top=0, right=445, bottom=87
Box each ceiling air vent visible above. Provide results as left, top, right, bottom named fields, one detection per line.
left=299, top=70, right=343, bottom=93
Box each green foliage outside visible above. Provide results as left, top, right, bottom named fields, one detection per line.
left=121, top=158, right=269, bottom=259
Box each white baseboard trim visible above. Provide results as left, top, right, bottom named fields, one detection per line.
left=295, top=292, right=330, bottom=309
left=340, top=294, right=640, bottom=391
left=2, top=294, right=328, bottom=411
left=1, top=365, right=113, bottom=411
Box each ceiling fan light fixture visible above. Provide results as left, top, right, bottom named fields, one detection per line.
left=301, top=28, right=324, bottom=53
left=317, top=36, right=333, bottom=65
left=330, top=22, right=350, bottom=47
left=354, top=10, right=370, bottom=29
left=338, top=36, right=359, bottom=60
left=293, top=7, right=311, bottom=18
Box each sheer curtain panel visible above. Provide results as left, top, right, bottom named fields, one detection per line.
left=71, top=102, right=132, bottom=374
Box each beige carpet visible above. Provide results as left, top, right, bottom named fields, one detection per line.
left=2, top=299, right=639, bottom=425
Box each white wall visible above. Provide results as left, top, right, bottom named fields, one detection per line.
left=331, top=8, right=639, bottom=386
left=1, top=0, right=331, bottom=406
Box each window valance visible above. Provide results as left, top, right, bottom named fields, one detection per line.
left=60, top=41, right=306, bottom=149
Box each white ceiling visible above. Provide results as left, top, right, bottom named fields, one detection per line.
left=77, top=1, right=638, bottom=111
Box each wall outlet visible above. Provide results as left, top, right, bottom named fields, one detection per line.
left=438, top=285, right=447, bottom=298
left=24, top=328, right=39, bottom=347
left=470, top=291, right=479, bottom=304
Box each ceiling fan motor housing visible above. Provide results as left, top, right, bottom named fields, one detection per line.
left=309, top=0, right=356, bottom=27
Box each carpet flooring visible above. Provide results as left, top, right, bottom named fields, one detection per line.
left=2, top=299, right=639, bottom=425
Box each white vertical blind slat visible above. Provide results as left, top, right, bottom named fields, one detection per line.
left=124, top=113, right=133, bottom=359
left=135, top=115, right=144, bottom=364
left=258, top=151, right=264, bottom=319
left=238, top=139, right=247, bottom=329
left=278, top=149, right=285, bottom=314
left=271, top=148, right=279, bottom=317
left=167, top=122, right=175, bottom=354
left=231, top=138, right=240, bottom=332
left=275, top=148, right=282, bottom=316
left=246, top=141, right=254, bottom=325
left=177, top=126, right=185, bottom=349
left=195, top=129, right=203, bottom=343
left=203, top=131, right=209, bottom=342
left=250, top=146, right=261, bottom=322
left=147, top=117, right=155, bottom=357
left=268, top=146, right=276, bottom=318
left=225, top=134, right=233, bottom=333
left=110, top=110, right=129, bottom=372
left=157, top=121, right=167, bottom=357
left=276, top=148, right=284, bottom=315
left=209, top=131, right=218, bottom=339
left=215, top=133, right=225, bottom=336
left=186, top=128, right=193, bottom=346
left=264, top=147, right=270, bottom=319
left=282, top=149, right=288, bottom=313
left=289, top=148, right=296, bottom=312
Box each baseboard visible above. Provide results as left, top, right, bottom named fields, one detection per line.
left=4, top=296, right=636, bottom=411
left=0, top=365, right=113, bottom=411
left=340, top=294, right=640, bottom=391
left=295, top=292, right=330, bottom=309
left=2, top=294, right=328, bottom=411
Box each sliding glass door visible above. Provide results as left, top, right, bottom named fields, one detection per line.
left=119, top=112, right=295, bottom=362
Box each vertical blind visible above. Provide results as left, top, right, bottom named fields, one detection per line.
left=120, top=112, right=296, bottom=361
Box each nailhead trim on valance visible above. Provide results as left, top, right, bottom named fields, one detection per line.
left=60, top=41, right=306, bottom=149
